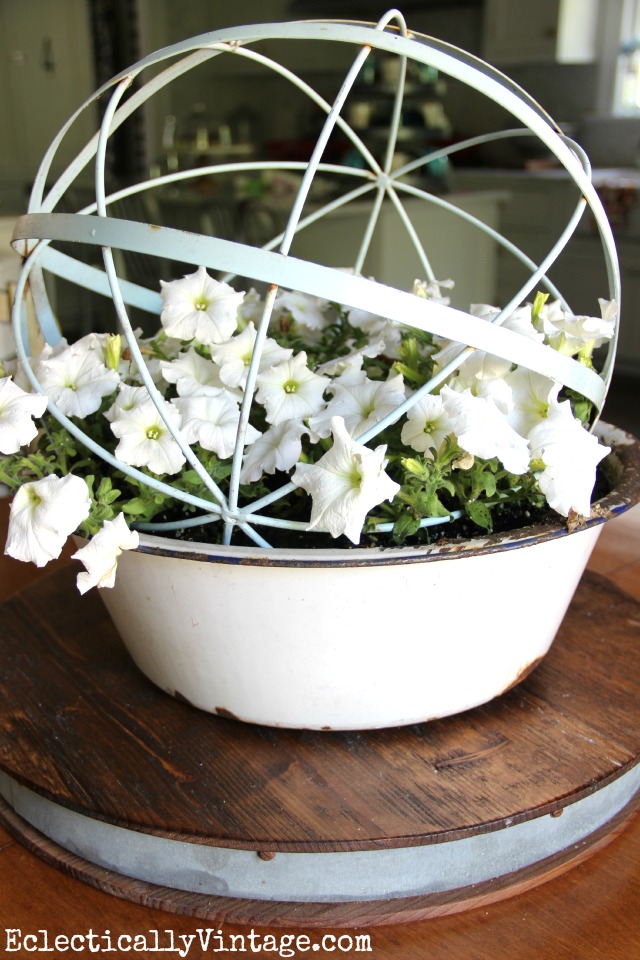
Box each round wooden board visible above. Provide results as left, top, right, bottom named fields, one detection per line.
left=0, top=791, right=638, bottom=928
left=0, top=566, right=639, bottom=925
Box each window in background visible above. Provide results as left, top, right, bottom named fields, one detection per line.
left=599, top=0, right=640, bottom=114
left=618, top=0, right=640, bottom=110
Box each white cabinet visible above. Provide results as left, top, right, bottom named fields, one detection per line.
left=483, top=0, right=600, bottom=64
left=0, top=0, right=97, bottom=208
left=287, top=192, right=507, bottom=311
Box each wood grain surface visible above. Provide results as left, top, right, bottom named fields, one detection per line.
left=0, top=499, right=639, bottom=956
left=0, top=565, right=638, bottom=854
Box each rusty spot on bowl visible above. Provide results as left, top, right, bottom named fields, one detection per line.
left=501, top=654, right=546, bottom=695
left=215, top=706, right=240, bottom=720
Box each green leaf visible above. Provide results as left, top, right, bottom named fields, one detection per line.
left=478, top=471, right=497, bottom=498
left=122, top=498, right=154, bottom=516
left=413, top=491, right=451, bottom=518
left=180, top=470, right=202, bottom=486
left=466, top=501, right=493, bottom=532
left=392, top=513, right=421, bottom=544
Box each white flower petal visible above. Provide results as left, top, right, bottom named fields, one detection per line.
left=413, top=277, right=455, bottom=304
left=172, top=394, right=258, bottom=459
left=441, top=385, right=530, bottom=475
left=160, top=267, right=244, bottom=345
left=37, top=347, right=120, bottom=418
left=400, top=393, right=454, bottom=456
left=209, top=323, right=292, bottom=390
left=0, top=377, right=48, bottom=453
left=291, top=416, right=400, bottom=544
left=315, top=340, right=386, bottom=380
left=104, top=383, right=150, bottom=422
left=528, top=401, right=610, bottom=517
left=309, top=372, right=406, bottom=439
left=160, top=346, right=240, bottom=401
left=538, top=299, right=616, bottom=355
left=255, top=352, right=330, bottom=425
left=240, top=419, right=308, bottom=483
left=505, top=369, right=561, bottom=436
left=110, top=399, right=186, bottom=475
left=275, top=290, right=329, bottom=331
left=5, top=474, right=91, bottom=567
left=72, top=513, right=139, bottom=593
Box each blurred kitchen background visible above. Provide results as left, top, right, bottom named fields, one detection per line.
left=1, top=0, right=639, bottom=432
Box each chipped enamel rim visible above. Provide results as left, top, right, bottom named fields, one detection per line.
left=135, top=422, right=640, bottom=567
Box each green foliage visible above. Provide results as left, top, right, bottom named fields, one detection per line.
left=392, top=332, right=435, bottom=387
left=1, top=285, right=602, bottom=551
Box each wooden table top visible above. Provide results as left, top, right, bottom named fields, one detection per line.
left=0, top=497, right=639, bottom=958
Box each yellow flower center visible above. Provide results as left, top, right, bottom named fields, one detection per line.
left=283, top=380, right=298, bottom=394
left=28, top=487, right=42, bottom=507
left=146, top=425, right=163, bottom=440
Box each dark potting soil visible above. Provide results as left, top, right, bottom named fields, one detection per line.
left=153, top=499, right=560, bottom=551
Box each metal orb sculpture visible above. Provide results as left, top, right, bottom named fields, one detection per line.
left=11, top=9, right=620, bottom=548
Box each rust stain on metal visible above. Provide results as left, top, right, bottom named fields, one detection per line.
left=500, top=654, right=546, bottom=695
left=215, top=706, right=240, bottom=721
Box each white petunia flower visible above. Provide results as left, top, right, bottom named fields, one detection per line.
left=505, top=369, right=561, bottom=437
left=110, top=399, right=186, bottom=475
left=104, top=383, right=150, bottom=423
left=160, top=347, right=234, bottom=398
left=537, top=298, right=617, bottom=356
left=473, top=376, right=514, bottom=415
left=274, top=289, right=330, bottom=332
left=345, top=306, right=404, bottom=358
left=72, top=513, right=139, bottom=594
left=309, top=372, right=406, bottom=439
left=316, top=339, right=386, bottom=382
left=441, top=385, right=530, bottom=475
left=535, top=297, right=565, bottom=335
left=65, top=331, right=129, bottom=375
left=255, top=352, right=330, bottom=425
left=209, top=323, right=292, bottom=390
left=0, top=377, right=48, bottom=453
left=14, top=339, right=69, bottom=393
left=413, top=277, right=455, bottom=304
left=400, top=393, right=456, bottom=457
left=345, top=304, right=386, bottom=335
left=5, top=474, right=91, bottom=567
left=171, top=394, right=259, bottom=459
left=240, top=419, right=308, bottom=483
left=292, top=416, right=400, bottom=544
left=528, top=401, right=610, bottom=517
left=70, top=329, right=181, bottom=385
left=160, top=266, right=244, bottom=345
left=37, top=346, right=120, bottom=418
